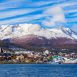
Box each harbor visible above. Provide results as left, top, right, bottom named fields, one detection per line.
left=0, top=48, right=77, bottom=64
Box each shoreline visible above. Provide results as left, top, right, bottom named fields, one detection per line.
left=0, top=61, right=77, bottom=64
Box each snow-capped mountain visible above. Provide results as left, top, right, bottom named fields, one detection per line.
left=0, top=23, right=77, bottom=40
left=0, top=23, right=77, bottom=49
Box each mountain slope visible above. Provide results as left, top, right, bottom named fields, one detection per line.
left=0, top=24, right=77, bottom=39
left=0, top=24, right=77, bottom=50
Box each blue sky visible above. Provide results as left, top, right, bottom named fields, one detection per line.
left=0, top=0, right=77, bottom=31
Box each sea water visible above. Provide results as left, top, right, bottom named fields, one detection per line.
left=0, top=64, right=77, bottom=77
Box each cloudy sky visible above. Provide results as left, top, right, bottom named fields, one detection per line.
left=0, top=0, right=77, bottom=31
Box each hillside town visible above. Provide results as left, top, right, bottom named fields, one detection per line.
left=0, top=48, right=77, bottom=64
left=0, top=24, right=77, bottom=64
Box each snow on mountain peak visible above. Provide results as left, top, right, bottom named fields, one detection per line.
left=0, top=24, right=40, bottom=39
left=0, top=24, right=77, bottom=40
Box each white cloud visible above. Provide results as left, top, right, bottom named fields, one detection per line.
left=67, top=17, right=77, bottom=23
left=31, top=1, right=54, bottom=6
left=0, top=0, right=53, bottom=10
left=42, top=17, right=55, bottom=27
left=59, top=2, right=77, bottom=8
left=51, top=6, right=66, bottom=23
left=0, top=14, right=45, bottom=25
left=0, top=9, right=36, bottom=19
left=0, top=0, right=77, bottom=28
left=0, top=5, right=51, bottom=20
left=0, top=0, right=21, bottom=10
left=42, top=6, right=66, bottom=27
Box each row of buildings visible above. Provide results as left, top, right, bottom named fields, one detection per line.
left=0, top=48, right=77, bottom=64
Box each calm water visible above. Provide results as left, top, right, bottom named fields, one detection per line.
left=0, top=64, right=77, bottom=77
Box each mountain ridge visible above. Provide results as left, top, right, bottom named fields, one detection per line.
left=0, top=24, right=77, bottom=40
left=0, top=24, right=77, bottom=50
